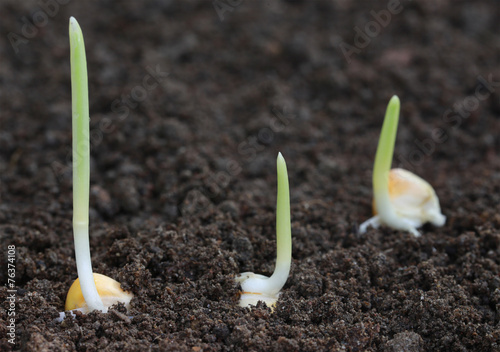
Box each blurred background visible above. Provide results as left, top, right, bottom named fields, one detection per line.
left=1, top=1, right=499, bottom=226
left=0, top=1, right=499, bottom=350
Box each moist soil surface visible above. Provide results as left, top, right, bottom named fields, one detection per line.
left=1, top=1, right=500, bottom=351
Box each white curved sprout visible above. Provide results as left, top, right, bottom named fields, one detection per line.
left=235, top=153, right=292, bottom=308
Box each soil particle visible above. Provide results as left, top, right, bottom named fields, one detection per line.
left=383, top=331, right=424, bottom=352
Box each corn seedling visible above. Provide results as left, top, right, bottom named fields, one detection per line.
left=64, top=17, right=132, bottom=314
left=235, top=153, right=292, bottom=309
left=359, top=96, right=446, bottom=237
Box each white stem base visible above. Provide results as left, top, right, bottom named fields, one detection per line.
left=235, top=272, right=281, bottom=308
left=73, top=223, right=106, bottom=312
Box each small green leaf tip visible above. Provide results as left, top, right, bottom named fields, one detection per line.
left=277, top=151, right=284, bottom=162
left=69, top=17, right=82, bottom=45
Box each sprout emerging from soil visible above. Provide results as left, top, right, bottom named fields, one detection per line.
left=65, top=273, right=132, bottom=312
left=235, top=152, right=292, bottom=309
left=359, top=96, right=446, bottom=237
left=65, top=17, right=132, bottom=314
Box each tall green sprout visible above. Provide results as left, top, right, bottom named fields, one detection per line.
left=235, top=152, right=292, bottom=308
left=267, top=152, right=291, bottom=293
left=69, top=16, right=105, bottom=312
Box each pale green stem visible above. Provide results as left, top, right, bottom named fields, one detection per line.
left=70, top=16, right=104, bottom=312
left=267, top=152, right=291, bottom=294
left=373, top=95, right=399, bottom=223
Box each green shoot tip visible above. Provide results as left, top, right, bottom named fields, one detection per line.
left=69, top=16, right=78, bottom=29
left=277, top=152, right=285, bottom=164
left=387, top=95, right=400, bottom=115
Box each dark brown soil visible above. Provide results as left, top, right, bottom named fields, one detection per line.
left=1, top=1, right=499, bottom=351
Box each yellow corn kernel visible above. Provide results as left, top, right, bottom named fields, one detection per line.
left=373, top=168, right=445, bottom=227
left=65, top=273, right=133, bottom=312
